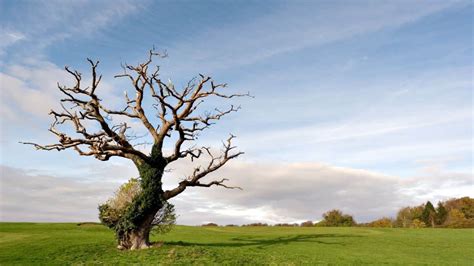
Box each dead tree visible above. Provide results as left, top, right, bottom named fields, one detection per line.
left=22, top=49, right=249, bottom=250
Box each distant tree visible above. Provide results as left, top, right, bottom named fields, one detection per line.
left=274, top=223, right=298, bottom=227
left=243, top=223, right=269, bottom=227
left=435, top=202, right=448, bottom=225
left=421, top=201, right=436, bottom=227
left=366, top=217, right=394, bottom=228
left=442, top=197, right=474, bottom=228
left=395, top=206, right=423, bottom=228
left=410, top=219, right=426, bottom=228
left=318, top=209, right=356, bottom=227
left=444, top=209, right=468, bottom=228
left=444, top=197, right=474, bottom=219
left=394, top=197, right=474, bottom=228
left=300, top=221, right=314, bottom=227
left=202, top=223, right=219, bottom=227
left=23, top=49, right=249, bottom=249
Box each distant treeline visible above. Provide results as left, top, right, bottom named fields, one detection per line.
left=201, top=197, right=474, bottom=228
left=391, top=196, right=474, bottom=228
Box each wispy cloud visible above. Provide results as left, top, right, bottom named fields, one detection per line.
left=242, top=108, right=471, bottom=147
left=0, top=0, right=147, bottom=57
left=0, top=29, right=25, bottom=56
left=165, top=0, right=465, bottom=73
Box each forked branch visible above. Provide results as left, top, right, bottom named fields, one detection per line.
left=163, top=135, right=243, bottom=199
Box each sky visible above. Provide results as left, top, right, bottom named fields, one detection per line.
left=0, top=0, right=472, bottom=225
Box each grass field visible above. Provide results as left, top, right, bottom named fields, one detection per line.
left=0, top=223, right=473, bottom=265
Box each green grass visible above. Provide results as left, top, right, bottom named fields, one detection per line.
left=0, top=223, right=473, bottom=265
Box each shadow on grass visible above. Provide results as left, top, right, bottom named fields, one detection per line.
left=164, top=234, right=364, bottom=249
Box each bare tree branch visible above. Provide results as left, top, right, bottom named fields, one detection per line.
left=23, top=48, right=249, bottom=194
left=22, top=59, right=149, bottom=163
left=163, top=135, right=243, bottom=199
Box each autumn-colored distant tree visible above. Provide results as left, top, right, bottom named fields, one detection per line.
left=318, top=209, right=356, bottom=227
left=410, top=219, right=426, bottom=228
left=394, top=197, right=474, bottom=228
left=444, top=209, right=468, bottom=228
left=395, top=206, right=423, bottom=228
left=444, top=197, right=474, bottom=219
left=366, top=217, right=394, bottom=228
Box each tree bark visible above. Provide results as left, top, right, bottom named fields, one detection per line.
left=117, top=153, right=166, bottom=250
left=119, top=226, right=152, bottom=250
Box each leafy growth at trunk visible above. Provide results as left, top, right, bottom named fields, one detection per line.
left=99, top=177, right=176, bottom=237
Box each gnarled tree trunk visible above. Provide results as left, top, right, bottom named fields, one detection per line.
left=118, top=213, right=155, bottom=250
left=119, top=225, right=151, bottom=250
left=117, top=155, right=165, bottom=250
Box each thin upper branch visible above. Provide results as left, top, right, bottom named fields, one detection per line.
left=22, top=59, right=149, bottom=163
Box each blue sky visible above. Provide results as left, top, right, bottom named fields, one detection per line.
left=0, top=0, right=472, bottom=224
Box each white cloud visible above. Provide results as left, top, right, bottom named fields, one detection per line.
left=0, top=165, right=118, bottom=222
left=164, top=161, right=405, bottom=224
left=1, top=157, right=471, bottom=224
left=0, top=63, right=65, bottom=121
left=168, top=160, right=473, bottom=224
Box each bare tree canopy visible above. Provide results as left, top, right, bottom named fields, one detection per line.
left=23, top=49, right=250, bottom=249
